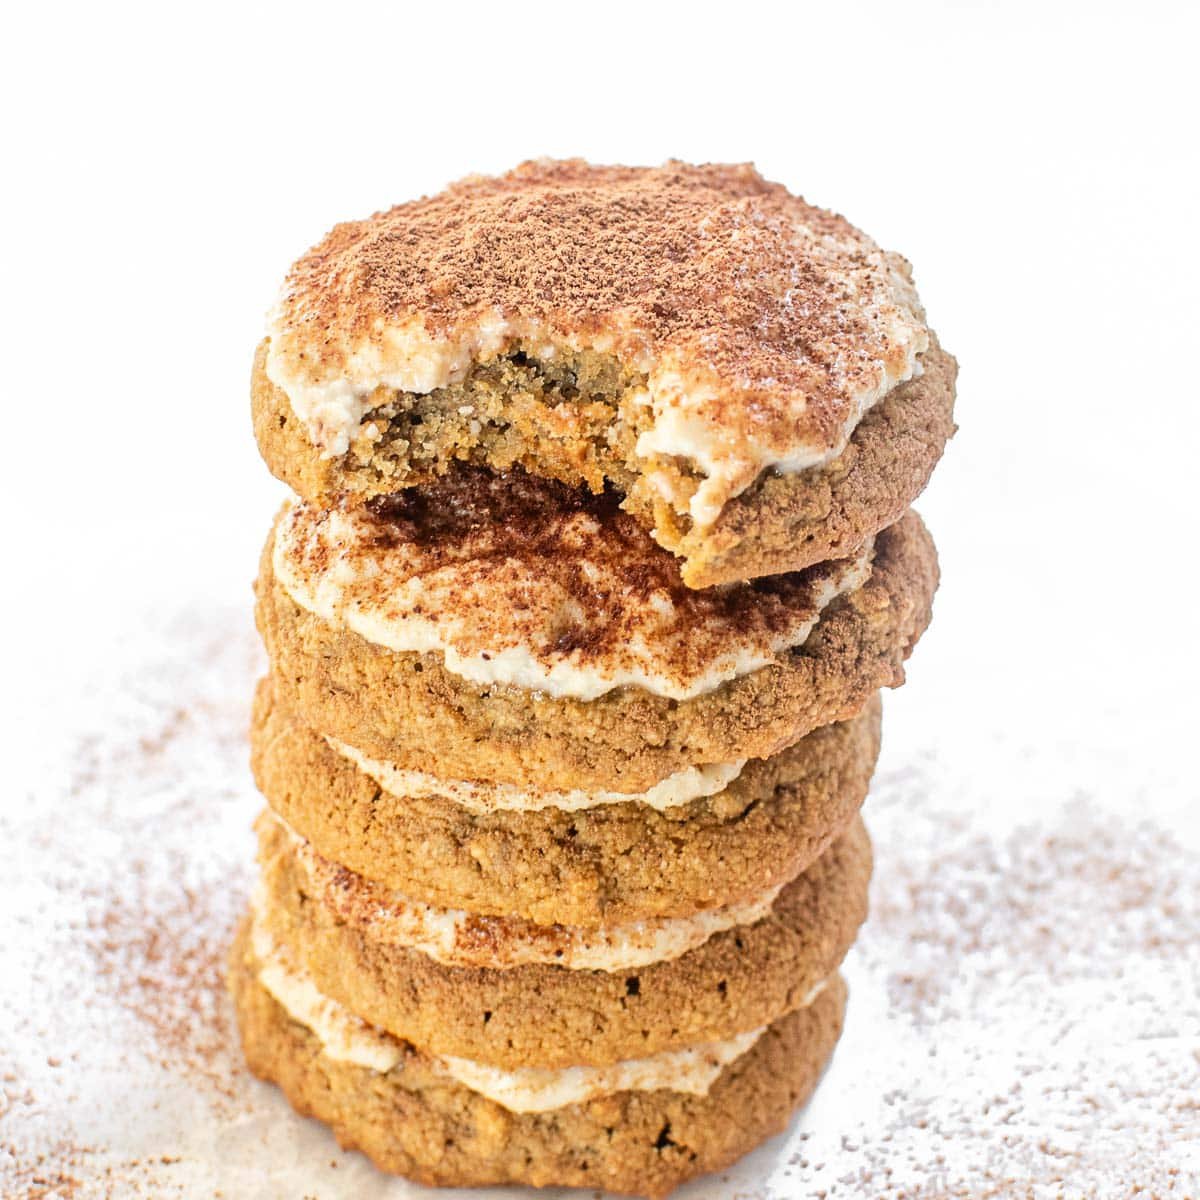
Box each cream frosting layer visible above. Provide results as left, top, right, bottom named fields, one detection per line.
left=437, top=1029, right=764, bottom=1115
left=328, top=735, right=746, bottom=814
left=253, top=909, right=402, bottom=1074
left=631, top=342, right=924, bottom=529
left=250, top=909, right=823, bottom=1113
left=273, top=497, right=874, bottom=702
left=264, top=316, right=924, bottom=531
left=268, top=811, right=784, bottom=971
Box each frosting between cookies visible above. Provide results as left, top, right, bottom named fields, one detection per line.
left=272, top=498, right=873, bottom=702
left=436, top=1028, right=765, bottom=1114
left=327, top=736, right=746, bottom=814
left=251, top=909, right=824, bottom=1112
left=270, top=811, right=785, bottom=971
left=253, top=912, right=402, bottom=1074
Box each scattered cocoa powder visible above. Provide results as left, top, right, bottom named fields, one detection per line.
left=2, top=607, right=261, bottom=1198
left=4, top=603, right=1197, bottom=1198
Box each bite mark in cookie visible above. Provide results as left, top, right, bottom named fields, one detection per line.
left=251, top=160, right=955, bottom=585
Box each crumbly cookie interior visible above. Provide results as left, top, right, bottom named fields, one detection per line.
left=333, top=345, right=701, bottom=545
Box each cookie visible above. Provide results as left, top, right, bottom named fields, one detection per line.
left=254, top=501, right=936, bottom=792
left=252, top=159, right=954, bottom=587
left=253, top=811, right=870, bottom=1068
left=230, top=917, right=847, bottom=1198
left=251, top=677, right=880, bottom=926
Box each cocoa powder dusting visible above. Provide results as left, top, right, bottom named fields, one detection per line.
left=272, top=160, right=926, bottom=456
left=288, top=466, right=864, bottom=694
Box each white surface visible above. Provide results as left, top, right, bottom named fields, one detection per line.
left=3, top=1, right=1199, bottom=1196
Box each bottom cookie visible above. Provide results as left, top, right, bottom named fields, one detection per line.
left=229, top=917, right=847, bottom=1198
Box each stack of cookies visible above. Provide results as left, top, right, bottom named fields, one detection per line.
left=230, top=160, right=956, bottom=1197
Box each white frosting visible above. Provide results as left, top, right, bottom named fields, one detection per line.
left=328, top=736, right=746, bottom=814
left=271, top=811, right=784, bottom=971
left=264, top=310, right=526, bottom=458
left=250, top=906, right=815, bottom=1113
left=252, top=906, right=403, bottom=1073
left=438, top=1028, right=765, bottom=1114
left=272, top=500, right=874, bottom=702
left=635, top=314, right=926, bottom=529
left=265, top=304, right=925, bottom=532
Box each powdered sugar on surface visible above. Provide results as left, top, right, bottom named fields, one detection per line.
left=3, top=574, right=1197, bottom=1198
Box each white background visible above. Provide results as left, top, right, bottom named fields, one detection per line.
left=3, top=3, right=1199, bottom=1197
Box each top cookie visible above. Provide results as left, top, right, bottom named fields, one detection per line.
left=254, top=160, right=955, bottom=586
